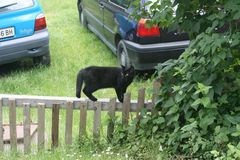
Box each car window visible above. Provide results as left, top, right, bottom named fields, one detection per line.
left=109, top=0, right=130, bottom=9
left=0, top=0, right=34, bottom=13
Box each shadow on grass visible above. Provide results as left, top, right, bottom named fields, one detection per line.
left=0, top=59, right=45, bottom=77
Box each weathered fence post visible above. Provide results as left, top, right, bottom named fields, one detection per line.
left=9, top=98, right=17, bottom=151
left=107, top=98, right=116, bottom=142
left=79, top=101, right=87, bottom=139
left=151, top=80, right=161, bottom=114
left=23, top=103, right=31, bottom=154
left=93, top=102, right=101, bottom=140
left=51, top=104, right=60, bottom=149
left=0, top=98, right=3, bottom=151
left=136, top=88, right=145, bottom=119
left=38, top=103, right=45, bottom=151
left=122, top=93, right=131, bottom=126
left=65, top=101, right=73, bottom=145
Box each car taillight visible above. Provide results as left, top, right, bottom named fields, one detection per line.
left=34, top=13, right=47, bottom=31
left=137, top=18, right=160, bottom=37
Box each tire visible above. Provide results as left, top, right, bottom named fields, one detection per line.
left=78, top=4, right=87, bottom=28
left=33, top=51, right=51, bottom=66
left=117, top=40, right=131, bottom=68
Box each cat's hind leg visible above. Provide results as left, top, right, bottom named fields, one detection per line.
left=83, top=87, right=98, bottom=101
left=76, top=71, right=84, bottom=98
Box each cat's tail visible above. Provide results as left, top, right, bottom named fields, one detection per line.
left=76, top=71, right=84, bottom=98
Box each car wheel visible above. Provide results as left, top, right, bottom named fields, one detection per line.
left=33, top=51, right=51, bottom=66
left=117, top=40, right=131, bottom=68
left=78, top=4, right=87, bottom=28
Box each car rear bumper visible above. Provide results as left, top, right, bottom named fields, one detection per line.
left=0, top=29, right=49, bottom=65
left=124, top=40, right=190, bottom=70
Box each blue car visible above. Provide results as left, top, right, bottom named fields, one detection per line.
left=0, top=0, right=50, bottom=66
left=78, top=0, right=189, bottom=70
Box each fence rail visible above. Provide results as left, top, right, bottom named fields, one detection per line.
left=0, top=94, right=153, bottom=111
left=0, top=81, right=160, bottom=153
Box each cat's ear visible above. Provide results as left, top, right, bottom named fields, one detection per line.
left=127, top=65, right=134, bottom=73
left=121, top=65, right=126, bottom=71
left=129, top=65, right=134, bottom=71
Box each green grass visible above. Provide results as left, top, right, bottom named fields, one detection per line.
left=0, top=144, right=128, bottom=160
left=0, top=0, right=155, bottom=159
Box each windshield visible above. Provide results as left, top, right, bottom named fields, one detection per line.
left=109, top=0, right=131, bottom=9
left=0, top=0, right=34, bottom=13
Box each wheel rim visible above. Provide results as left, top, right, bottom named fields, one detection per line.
left=119, top=43, right=131, bottom=68
left=120, top=50, right=126, bottom=66
left=81, top=11, right=84, bottom=24
left=118, top=41, right=131, bottom=68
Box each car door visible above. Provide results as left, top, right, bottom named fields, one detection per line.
left=83, top=0, right=104, bottom=37
left=101, top=0, right=129, bottom=51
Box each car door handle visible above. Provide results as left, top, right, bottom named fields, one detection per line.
left=99, top=3, right=104, bottom=9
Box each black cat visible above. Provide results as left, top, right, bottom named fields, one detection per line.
left=76, top=66, right=135, bottom=102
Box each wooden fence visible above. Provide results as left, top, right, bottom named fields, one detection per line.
left=0, top=81, right=160, bottom=153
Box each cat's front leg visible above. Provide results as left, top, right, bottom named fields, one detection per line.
left=115, top=88, right=124, bottom=103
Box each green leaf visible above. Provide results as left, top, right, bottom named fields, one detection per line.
left=192, top=22, right=200, bottom=33
left=167, top=114, right=179, bottom=126
left=181, top=121, right=197, bottom=132
left=197, top=83, right=212, bottom=95
left=192, top=99, right=201, bottom=107
left=212, top=20, right=219, bottom=28
left=218, top=94, right=228, bottom=104
left=163, top=97, right=175, bottom=108
left=182, top=82, right=190, bottom=89
left=175, top=93, right=184, bottom=103
left=214, top=126, right=221, bottom=134
left=214, top=82, right=224, bottom=95
left=180, top=132, right=191, bottom=139
left=185, top=110, right=193, bottom=120
left=231, top=131, right=240, bottom=137
left=193, top=143, right=199, bottom=153
left=218, top=52, right=226, bottom=60
left=172, top=85, right=180, bottom=92
left=207, top=14, right=217, bottom=21
left=166, top=105, right=179, bottom=115
left=199, top=115, right=215, bottom=130
left=233, top=11, right=240, bottom=20
left=140, top=117, right=149, bottom=125
left=128, top=125, right=136, bottom=134
left=201, top=97, right=211, bottom=108
left=210, top=150, right=220, bottom=157
left=153, top=117, right=165, bottom=124
left=213, top=56, right=221, bottom=67
left=224, top=114, right=240, bottom=124
left=132, top=145, right=139, bottom=152
left=120, top=133, right=125, bottom=138
left=138, top=129, right=145, bottom=135
left=231, top=38, right=240, bottom=47
left=152, top=126, right=158, bottom=133
left=214, top=127, right=229, bottom=143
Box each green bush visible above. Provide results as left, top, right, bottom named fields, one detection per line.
left=113, top=0, right=240, bottom=158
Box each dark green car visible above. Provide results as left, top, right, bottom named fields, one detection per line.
left=77, top=0, right=189, bottom=70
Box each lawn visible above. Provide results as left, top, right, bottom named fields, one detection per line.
left=0, top=0, right=154, bottom=159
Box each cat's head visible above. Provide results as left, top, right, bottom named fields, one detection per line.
left=121, top=65, right=135, bottom=82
